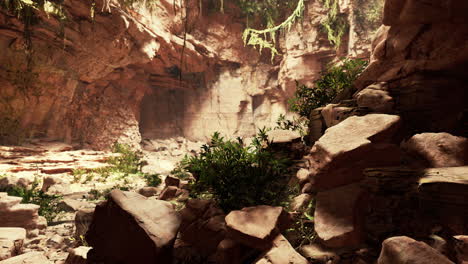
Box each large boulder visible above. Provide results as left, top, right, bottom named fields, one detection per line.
left=0, top=228, right=26, bottom=260
left=225, top=206, right=291, bottom=250
left=314, top=184, right=368, bottom=248
left=355, top=82, right=394, bottom=113
left=254, top=235, right=308, bottom=264
left=402, top=133, right=468, bottom=168
left=85, top=190, right=181, bottom=264
left=377, top=236, right=454, bottom=264
left=307, top=114, right=402, bottom=190
left=177, top=199, right=226, bottom=258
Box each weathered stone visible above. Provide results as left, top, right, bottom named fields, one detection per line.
left=377, top=236, right=454, bottom=264
left=179, top=199, right=226, bottom=258
left=0, top=252, right=52, bottom=264
left=355, top=82, right=394, bottom=113
left=418, top=167, right=468, bottom=234
left=64, top=246, right=90, bottom=264
left=159, top=186, right=180, bottom=200
left=307, top=114, right=402, bottom=190
left=266, top=130, right=301, bottom=144
left=57, top=199, right=92, bottom=212
left=0, top=228, right=26, bottom=260
left=214, top=239, right=250, bottom=264
left=86, top=190, right=181, bottom=263
left=402, top=133, right=468, bottom=168
left=164, top=175, right=180, bottom=187
left=254, top=234, right=308, bottom=264
left=314, top=183, right=367, bottom=248
left=290, top=194, right=313, bottom=212
left=0, top=193, right=47, bottom=237
left=299, top=244, right=340, bottom=264
left=225, top=206, right=291, bottom=250
left=138, top=187, right=159, bottom=197
left=74, top=208, right=94, bottom=240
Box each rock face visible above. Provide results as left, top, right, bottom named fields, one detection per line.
left=0, top=0, right=379, bottom=149
left=306, top=114, right=402, bottom=190
left=355, top=0, right=468, bottom=136
left=377, top=236, right=454, bottom=264
left=402, top=133, right=468, bottom=168
left=86, top=190, right=181, bottom=264
left=177, top=199, right=226, bottom=259
left=225, top=206, right=290, bottom=250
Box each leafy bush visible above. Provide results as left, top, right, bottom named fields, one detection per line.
left=107, top=143, right=146, bottom=174
left=3, top=178, right=63, bottom=223
left=72, top=143, right=148, bottom=182
left=181, top=131, right=290, bottom=212
left=143, top=173, right=162, bottom=187
left=288, top=58, right=368, bottom=117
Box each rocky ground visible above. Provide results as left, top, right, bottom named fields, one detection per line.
left=0, top=138, right=205, bottom=263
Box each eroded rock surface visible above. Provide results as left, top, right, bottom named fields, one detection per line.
left=86, top=190, right=181, bottom=263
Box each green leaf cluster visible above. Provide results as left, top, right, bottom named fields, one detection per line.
left=321, top=0, right=348, bottom=48
left=181, top=131, right=290, bottom=212
left=242, top=0, right=306, bottom=61
left=2, top=178, right=63, bottom=223
left=288, top=58, right=368, bottom=117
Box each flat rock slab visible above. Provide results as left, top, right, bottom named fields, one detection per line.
left=377, top=236, right=454, bottom=264
left=254, top=235, right=308, bottom=264
left=226, top=206, right=290, bottom=250
left=307, top=114, right=402, bottom=190
left=0, top=251, right=52, bottom=264
left=86, top=190, right=181, bottom=264
left=402, top=133, right=468, bottom=168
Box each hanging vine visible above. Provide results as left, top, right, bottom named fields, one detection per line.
left=320, top=0, right=348, bottom=49
left=242, top=0, right=306, bottom=61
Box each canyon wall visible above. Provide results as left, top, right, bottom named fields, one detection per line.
left=0, top=0, right=383, bottom=149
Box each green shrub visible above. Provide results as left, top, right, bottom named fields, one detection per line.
left=182, top=131, right=290, bottom=212
left=288, top=58, right=368, bottom=117
left=143, top=173, right=162, bottom=187
left=2, top=178, right=63, bottom=223
left=107, top=143, right=146, bottom=174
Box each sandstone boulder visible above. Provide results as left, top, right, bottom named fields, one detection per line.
left=179, top=199, right=226, bottom=258
left=0, top=228, right=26, bottom=260
left=254, top=234, right=308, bottom=264
left=314, top=183, right=367, bottom=248
left=377, top=236, right=454, bottom=264
left=299, top=243, right=340, bottom=264
left=355, top=82, right=394, bottom=113
left=290, top=194, right=313, bottom=212
left=86, top=190, right=181, bottom=263
left=164, top=175, right=180, bottom=187
left=74, top=208, right=94, bottom=239
left=307, top=114, right=402, bottom=190
left=225, top=206, right=290, bottom=250
left=0, top=193, right=46, bottom=237
left=402, top=133, right=468, bottom=168
left=0, top=252, right=52, bottom=264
